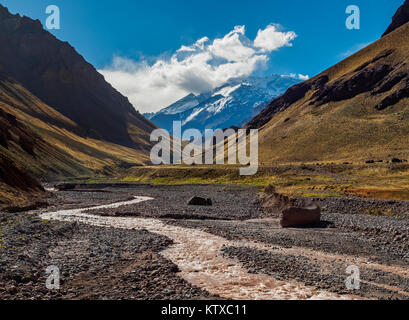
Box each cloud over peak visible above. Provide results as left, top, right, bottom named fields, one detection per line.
left=100, top=24, right=297, bottom=113
left=254, top=24, right=297, bottom=52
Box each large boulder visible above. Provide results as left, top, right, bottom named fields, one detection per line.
left=258, top=185, right=295, bottom=217
left=188, top=196, right=212, bottom=206
left=280, top=205, right=321, bottom=228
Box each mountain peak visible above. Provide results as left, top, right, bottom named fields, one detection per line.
left=0, top=4, right=155, bottom=148
left=0, top=4, right=9, bottom=17
left=383, top=0, right=409, bottom=37
left=149, top=75, right=300, bottom=134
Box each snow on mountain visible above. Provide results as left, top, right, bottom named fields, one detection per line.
left=145, top=74, right=301, bottom=136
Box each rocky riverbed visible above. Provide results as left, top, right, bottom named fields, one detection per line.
left=1, top=184, right=409, bottom=300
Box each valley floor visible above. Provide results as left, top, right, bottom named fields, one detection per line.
left=1, top=184, right=409, bottom=300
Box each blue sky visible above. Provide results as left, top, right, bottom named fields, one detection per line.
left=0, top=0, right=403, bottom=112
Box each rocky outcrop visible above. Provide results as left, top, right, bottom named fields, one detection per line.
left=0, top=4, right=155, bottom=148
left=376, top=81, right=409, bottom=110
left=312, top=64, right=394, bottom=106
left=383, top=0, right=409, bottom=37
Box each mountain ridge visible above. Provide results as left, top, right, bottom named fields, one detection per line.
left=383, top=0, right=409, bottom=36
left=244, top=0, right=409, bottom=164
left=0, top=4, right=156, bottom=149
left=147, top=75, right=300, bottom=135
left=0, top=4, right=156, bottom=208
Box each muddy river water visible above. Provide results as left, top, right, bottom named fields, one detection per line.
left=40, top=196, right=352, bottom=300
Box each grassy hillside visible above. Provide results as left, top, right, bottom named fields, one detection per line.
left=246, top=20, right=409, bottom=164
left=0, top=74, right=152, bottom=182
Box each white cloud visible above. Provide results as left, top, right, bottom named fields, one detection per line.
left=298, top=74, right=310, bottom=80
left=254, top=24, right=297, bottom=52
left=100, top=24, right=297, bottom=113
left=281, top=73, right=310, bottom=81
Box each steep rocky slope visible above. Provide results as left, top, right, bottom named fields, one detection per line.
left=245, top=0, right=409, bottom=164
left=0, top=4, right=155, bottom=149
left=0, top=70, right=154, bottom=208
left=383, top=0, right=409, bottom=36
left=0, top=4, right=160, bottom=207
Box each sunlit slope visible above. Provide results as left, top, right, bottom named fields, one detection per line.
left=0, top=74, right=151, bottom=181
left=246, top=21, right=409, bottom=164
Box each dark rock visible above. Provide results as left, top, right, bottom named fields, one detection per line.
left=280, top=205, right=321, bottom=228
left=371, top=71, right=407, bottom=95
left=54, top=183, right=76, bottom=191
left=0, top=126, right=8, bottom=148
left=383, top=0, right=409, bottom=37
left=375, top=81, right=409, bottom=110
left=187, top=196, right=213, bottom=206
left=313, top=64, right=394, bottom=106
left=258, top=185, right=295, bottom=217
left=354, top=50, right=394, bottom=73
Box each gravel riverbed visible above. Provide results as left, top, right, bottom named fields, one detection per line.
left=1, top=184, right=409, bottom=300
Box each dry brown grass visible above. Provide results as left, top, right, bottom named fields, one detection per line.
left=119, top=162, right=409, bottom=201
left=243, top=22, right=409, bottom=165
left=0, top=77, right=151, bottom=181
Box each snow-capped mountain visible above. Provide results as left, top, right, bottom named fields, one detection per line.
left=144, top=75, right=301, bottom=136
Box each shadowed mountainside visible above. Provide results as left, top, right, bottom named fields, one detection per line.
left=0, top=4, right=156, bottom=149
left=383, top=0, right=409, bottom=36
left=0, top=71, right=153, bottom=177
left=245, top=0, right=409, bottom=164
left=0, top=4, right=159, bottom=207
left=0, top=107, right=45, bottom=208
left=0, top=70, right=153, bottom=208
left=0, top=153, right=45, bottom=209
